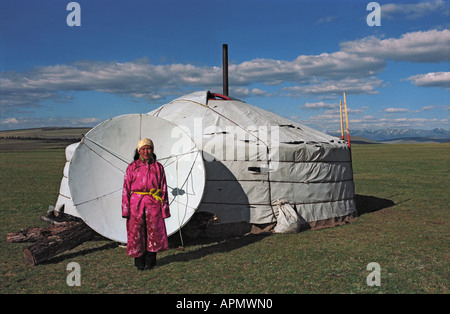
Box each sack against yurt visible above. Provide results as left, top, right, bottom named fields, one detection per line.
left=274, top=201, right=301, bottom=234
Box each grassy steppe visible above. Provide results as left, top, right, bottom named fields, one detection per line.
left=0, top=144, right=448, bottom=293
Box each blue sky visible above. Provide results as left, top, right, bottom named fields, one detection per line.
left=0, top=0, right=449, bottom=131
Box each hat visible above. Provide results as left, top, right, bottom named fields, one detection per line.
left=137, top=138, right=154, bottom=151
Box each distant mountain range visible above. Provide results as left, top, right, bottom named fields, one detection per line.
left=325, top=128, right=450, bottom=143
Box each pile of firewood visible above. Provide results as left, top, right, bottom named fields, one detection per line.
left=7, top=214, right=97, bottom=266
left=7, top=211, right=222, bottom=265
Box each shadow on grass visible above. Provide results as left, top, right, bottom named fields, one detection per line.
left=41, top=241, right=119, bottom=265
left=355, top=194, right=396, bottom=215
left=159, top=234, right=270, bottom=266
left=159, top=194, right=397, bottom=266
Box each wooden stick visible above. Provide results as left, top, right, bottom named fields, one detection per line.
left=339, top=99, right=344, bottom=140
left=343, top=92, right=351, bottom=148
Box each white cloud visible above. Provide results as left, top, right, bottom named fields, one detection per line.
left=283, top=77, right=384, bottom=97
left=407, top=71, right=450, bottom=88
left=303, top=102, right=338, bottom=109
left=381, top=0, right=448, bottom=19
left=0, top=59, right=222, bottom=116
left=77, top=118, right=101, bottom=125
left=385, top=108, right=410, bottom=113
left=0, top=117, right=99, bottom=130
left=301, top=113, right=448, bottom=130
left=1, top=118, right=19, bottom=125
left=232, top=87, right=271, bottom=98
left=340, top=29, right=450, bottom=63
left=315, top=15, right=337, bottom=25
left=1, top=54, right=385, bottom=115
left=1, top=29, right=448, bottom=121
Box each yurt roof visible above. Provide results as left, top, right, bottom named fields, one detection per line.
left=149, top=91, right=345, bottom=146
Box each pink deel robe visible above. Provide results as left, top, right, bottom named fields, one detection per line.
left=122, top=159, right=170, bottom=257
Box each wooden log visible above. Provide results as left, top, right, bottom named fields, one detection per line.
left=39, top=215, right=66, bottom=225
left=7, top=227, right=50, bottom=243
left=7, top=221, right=78, bottom=243
left=23, top=222, right=96, bottom=266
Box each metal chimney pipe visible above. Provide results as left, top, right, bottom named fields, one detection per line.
left=222, top=44, right=229, bottom=96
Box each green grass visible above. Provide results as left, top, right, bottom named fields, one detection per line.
left=1, top=144, right=449, bottom=293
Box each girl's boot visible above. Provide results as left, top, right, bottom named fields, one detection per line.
left=134, top=254, right=146, bottom=271
left=145, top=252, right=157, bottom=269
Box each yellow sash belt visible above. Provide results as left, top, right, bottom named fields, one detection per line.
left=133, top=188, right=163, bottom=203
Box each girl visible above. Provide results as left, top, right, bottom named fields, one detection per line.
left=122, top=138, right=170, bottom=270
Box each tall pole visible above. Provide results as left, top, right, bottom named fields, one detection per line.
left=222, top=44, right=229, bottom=97
left=343, top=92, right=350, bottom=148
left=339, top=99, right=344, bottom=140
left=343, top=92, right=354, bottom=201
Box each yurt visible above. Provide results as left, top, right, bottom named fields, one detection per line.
left=148, top=91, right=356, bottom=235
left=54, top=142, right=81, bottom=219
left=53, top=90, right=356, bottom=241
